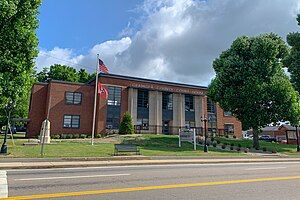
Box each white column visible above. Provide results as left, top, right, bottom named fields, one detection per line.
left=173, top=93, right=185, bottom=128
left=149, top=91, right=162, bottom=133
left=128, top=88, right=137, bottom=125
left=194, top=95, right=203, bottom=128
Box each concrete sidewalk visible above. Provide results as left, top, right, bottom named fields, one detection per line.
left=1, top=157, right=300, bottom=169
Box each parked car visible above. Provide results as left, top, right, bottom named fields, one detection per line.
left=259, top=135, right=276, bottom=142
left=243, top=134, right=253, bottom=140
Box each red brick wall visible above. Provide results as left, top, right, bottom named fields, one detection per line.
left=47, top=81, right=94, bottom=136
left=27, top=81, right=95, bottom=137
left=27, top=84, right=48, bottom=138
left=216, top=105, right=242, bottom=138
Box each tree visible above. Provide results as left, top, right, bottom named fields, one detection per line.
left=78, top=68, right=93, bottom=83
left=208, top=34, right=300, bottom=148
left=0, top=0, right=41, bottom=127
left=36, top=65, right=95, bottom=83
left=36, top=67, right=49, bottom=82
left=48, top=64, right=79, bottom=82
left=119, top=112, right=134, bottom=135
left=284, top=14, right=300, bottom=94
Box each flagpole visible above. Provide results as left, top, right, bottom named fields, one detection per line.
left=91, top=54, right=99, bottom=145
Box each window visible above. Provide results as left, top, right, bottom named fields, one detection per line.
left=185, top=121, right=195, bottom=128
left=137, top=90, right=149, bottom=108
left=63, top=115, right=80, bottom=128
left=137, top=118, right=149, bottom=130
left=107, top=86, right=121, bottom=106
left=162, top=92, right=173, bottom=110
left=185, top=94, right=194, bottom=111
left=207, top=98, right=216, bottom=113
left=65, top=92, right=82, bottom=105
left=224, top=111, right=232, bottom=116
left=224, top=124, right=234, bottom=135
left=106, top=114, right=120, bottom=129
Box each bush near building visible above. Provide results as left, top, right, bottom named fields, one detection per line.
left=119, top=112, right=134, bottom=135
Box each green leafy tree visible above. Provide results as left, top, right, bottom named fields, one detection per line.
left=47, top=64, right=79, bottom=82
left=284, top=14, right=300, bottom=94
left=37, top=65, right=95, bottom=83
left=119, top=112, right=134, bottom=135
left=208, top=34, right=300, bottom=148
left=78, top=68, right=93, bottom=83
left=0, top=0, right=41, bottom=127
left=36, top=67, right=49, bottom=82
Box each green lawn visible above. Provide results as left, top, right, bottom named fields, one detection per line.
left=1, top=134, right=299, bottom=158
left=216, top=137, right=298, bottom=154
left=0, top=134, right=244, bottom=158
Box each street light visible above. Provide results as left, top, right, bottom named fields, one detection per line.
left=296, top=125, right=300, bottom=152
left=201, top=115, right=208, bottom=152
left=0, top=100, right=15, bottom=154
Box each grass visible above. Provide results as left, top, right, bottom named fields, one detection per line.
left=215, top=137, right=298, bottom=154
left=0, top=134, right=244, bottom=158
left=120, top=134, right=243, bottom=157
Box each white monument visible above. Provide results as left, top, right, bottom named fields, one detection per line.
left=39, top=119, right=51, bottom=144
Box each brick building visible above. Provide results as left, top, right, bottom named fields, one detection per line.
left=27, top=73, right=242, bottom=138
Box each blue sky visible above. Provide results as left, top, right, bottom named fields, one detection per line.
left=38, top=0, right=143, bottom=54
left=36, top=0, right=300, bottom=85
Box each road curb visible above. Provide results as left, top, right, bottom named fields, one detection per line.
left=2, top=158, right=300, bottom=170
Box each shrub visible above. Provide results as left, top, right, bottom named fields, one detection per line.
left=52, top=134, right=60, bottom=139
left=246, top=146, right=251, bottom=149
left=211, top=137, right=215, bottom=142
left=212, top=142, right=217, bottom=147
left=119, top=112, right=134, bottom=135
left=230, top=146, right=234, bottom=150
left=216, top=140, right=221, bottom=144
left=255, top=147, right=260, bottom=150
left=61, top=134, right=67, bottom=139
left=79, top=134, right=87, bottom=139
left=272, top=149, right=277, bottom=154
left=67, top=134, right=73, bottom=139
left=198, top=140, right=203, bottom=145
left=244, top=148, right=249, bottom=153
left=238, top=144, right=242, bottom=148
left=221, top=144, right=226, bottom=149
left=233, top=135, right=237, bottom=139
left=96, top=134, right=102, bottom=138
left=225, top=135, right=229, bottom=138
left=230, top=143, right=234, bottom=147
left=73, top=134, right=79, bottom=139
left=262, top=147, right=267, bottom=152
left=236, top=147, right=241, bottom=151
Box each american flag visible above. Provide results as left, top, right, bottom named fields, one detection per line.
left=97, top=82, right=108, bottom=99
left=99, top=59, right=109, bottom=74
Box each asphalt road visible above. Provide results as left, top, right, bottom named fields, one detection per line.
left=4, top=162, right=300, bottom=199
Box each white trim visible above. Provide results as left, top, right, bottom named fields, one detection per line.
left=0, top=171, right=8, bottom=198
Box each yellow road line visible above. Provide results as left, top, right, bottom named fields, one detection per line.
left=2, top=175, right=300, bottom=200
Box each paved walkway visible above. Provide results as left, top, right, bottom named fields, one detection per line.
left=1, top=157, right=300, bottom=169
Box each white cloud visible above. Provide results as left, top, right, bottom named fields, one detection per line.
left=36, top=0, right=300, bottom=86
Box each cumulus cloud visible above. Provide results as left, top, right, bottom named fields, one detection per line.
left=35, top=0, right=300, bottom=86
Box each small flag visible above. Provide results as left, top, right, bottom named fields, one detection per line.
left=98, top=82, right=108, bottom=99
left=99, top=59, right=109, bottom=74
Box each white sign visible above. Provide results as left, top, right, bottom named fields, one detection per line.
left=179, top=128, right=196, bottom=150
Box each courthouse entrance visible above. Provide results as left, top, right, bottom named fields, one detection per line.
left=162, top=120, right=170, bottom=134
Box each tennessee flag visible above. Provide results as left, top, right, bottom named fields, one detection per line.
left=99, top=59, right=109, bottom=74
left=98, top=82, right=108, bottom=99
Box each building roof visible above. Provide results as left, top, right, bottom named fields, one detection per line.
left=262, top=126, right=280, bottom=132
left=88, top=73, right=208, bottom=90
